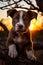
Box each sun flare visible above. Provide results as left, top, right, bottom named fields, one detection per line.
left=29, top=15, right=43, bottom=31
left=29, top=25, right=34, bottom=30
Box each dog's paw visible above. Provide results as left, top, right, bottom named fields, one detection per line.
left=26, top=50, right=37, bottom=60
left=8, top=44, right=18, bottom=58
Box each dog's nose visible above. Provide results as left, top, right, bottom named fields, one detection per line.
left=18, top=24, right=23, bottom=28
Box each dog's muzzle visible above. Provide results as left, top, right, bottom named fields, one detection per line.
left=14, top=24, right=26, bottom=33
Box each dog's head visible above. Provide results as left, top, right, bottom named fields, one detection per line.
left=7, top=9, right=37, bottom=33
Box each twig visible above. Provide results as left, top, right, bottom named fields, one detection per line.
left=0, top=0, right=39, bottom=11
left=24, top=0, right=39, bottom=11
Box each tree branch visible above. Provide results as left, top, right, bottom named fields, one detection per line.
left=24, top=0, right=39, bottom=11
left=0, top=0, right=39, bottom=11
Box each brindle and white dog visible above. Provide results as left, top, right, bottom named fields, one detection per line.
left=7, top=9, right=37, bottom=60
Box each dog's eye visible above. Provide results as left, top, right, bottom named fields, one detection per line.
left=13, top=17, right=19, bottom=22
left=23, top=17, right=29, bottom=24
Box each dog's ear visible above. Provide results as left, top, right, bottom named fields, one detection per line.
left=27, top=10, right=37, bottom=20
left=7, top=9, right=17, bottom=18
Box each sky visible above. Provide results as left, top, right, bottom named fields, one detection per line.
left=0, top=0, right=37, bottom=20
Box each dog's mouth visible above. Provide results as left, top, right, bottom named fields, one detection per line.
left=14, top=26, right=27, bottom=34
left=14, top=27, right=29, bottom=35
left=16, top=28, right=26, bottom=33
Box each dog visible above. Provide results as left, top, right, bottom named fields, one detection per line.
left=7, top=9, right=37, bottom=60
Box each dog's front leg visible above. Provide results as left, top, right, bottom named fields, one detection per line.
left=8, top=44, right=18, bottom=58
